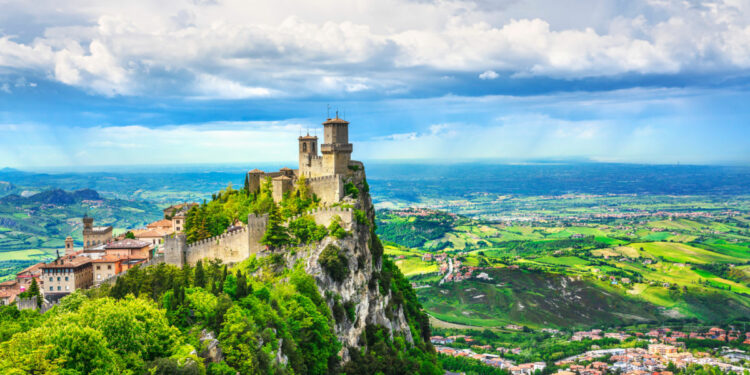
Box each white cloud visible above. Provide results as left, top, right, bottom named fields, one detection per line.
left=0, top=0, right=749, bottom=97
left=479, top=70, right=499, bottom=79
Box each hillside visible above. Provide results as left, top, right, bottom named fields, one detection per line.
left=420, top=268, right=661, bottom=328
left=377, top=198, right=750, bottom=329
left=0, top=164, right=441, bottom=374
left=0, top=188, right=162, bottom=281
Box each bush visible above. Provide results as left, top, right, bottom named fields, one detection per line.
left=319, top=244, right=349, bottom=283
left=354, top=209, right=367, bottom=225
left=328, top=216, right=349, bottom=239
left=344, top=182, right=359, bottom=199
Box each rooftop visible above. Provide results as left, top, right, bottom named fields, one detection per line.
left=273, top=175, right=292, bottom=180
left=136, top=228, right=170, bottom=237
left=92, top=254, right=126, bottom=263
left=323, top=117, right=349, bottom=125
left=105, top=239, right=151, bottom=249
left=147, top=219, right=173, bottom=228
left=249, top=168, right=264, bottom=173
left=17, top=262, right=45, bottom=276
left=87, top=226, right=112, bottom=233
left=42, top=256, right=92, bottom=269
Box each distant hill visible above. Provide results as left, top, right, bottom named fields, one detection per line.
left=0, top=188, right=162, bottom=276
left=0, top=181, right=14, bottom=192
left=0, top=188, right=100, bottom=205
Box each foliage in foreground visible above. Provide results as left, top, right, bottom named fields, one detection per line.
left=0, top=252, right=439, bottom=374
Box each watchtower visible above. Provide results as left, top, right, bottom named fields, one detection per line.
left=65, top=236, right=75, bottom=256
left=83, top=215, right=94, bottom=231
left=246, top=169, right=264, bottom=193
left=298, top=133, right=319, bottom=177
left=321, top=115, right=352, bottom=175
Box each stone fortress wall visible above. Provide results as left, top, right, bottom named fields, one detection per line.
left=164, top=208, right=353, bottom=266
left=164, top=115, right=355, bottom=267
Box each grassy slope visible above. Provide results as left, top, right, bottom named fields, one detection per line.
left=417, top=268, right=659, bottom=328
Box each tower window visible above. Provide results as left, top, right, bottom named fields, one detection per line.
left=303, top=143, right=307, bottom=152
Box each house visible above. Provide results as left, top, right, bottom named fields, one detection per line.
left=163, top=203, right=198, bottom=232
left=92, top=255, right=126, bottom=284
left=134, top=228, right=171, bottom=249
left=422, top=253, right=433, bottom=262
left=15, top=262, right=44, bottom=292
left=0, top=289, right=16, bottom=305
left=41, top=256, right=93, bottom=301
left=104, top=239, right=152, bottom=260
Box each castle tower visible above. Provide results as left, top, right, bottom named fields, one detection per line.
left=64, top=236, right=75, bottom=256
left=83, top=215, right=93, bottom=230
left=298, top=133, right=319, bottom=177
left=321, top=115, right=352, bottom=175
left=246, top=169, right=265, bottom=193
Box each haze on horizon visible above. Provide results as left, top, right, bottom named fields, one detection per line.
left=1, top=0, right=749, bottom=168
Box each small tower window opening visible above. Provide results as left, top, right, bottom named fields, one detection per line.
left=312, top=143, right=316, bottom=153
left=303, top=143, right=307, bottom=152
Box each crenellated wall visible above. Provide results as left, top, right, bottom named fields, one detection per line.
left=164, top=213, right=269, bottom=266
left=307, top=174, right=343, bottom=205
left=163, top=206, right=355, bottom=267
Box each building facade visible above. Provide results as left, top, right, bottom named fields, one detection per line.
left=82, top=215, right=113, bottom=249
left=41, top=256, right=93, bottom=298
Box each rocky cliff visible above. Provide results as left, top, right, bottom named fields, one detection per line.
left=278, top=165, right=418, bottom=361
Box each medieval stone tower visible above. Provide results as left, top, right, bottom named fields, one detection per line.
left=321, top=116, right=352, bottom=175
left=65, top=236, right=75, bottom=256
left=298, top=115, right=352, bottom=177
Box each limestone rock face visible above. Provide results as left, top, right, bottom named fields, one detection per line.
left=282, top=165, right=413, bottom=361
left=199, top=329, right=224, bottom=364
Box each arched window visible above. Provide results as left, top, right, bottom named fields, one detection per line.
left=303, top=143, right=307, bottom=152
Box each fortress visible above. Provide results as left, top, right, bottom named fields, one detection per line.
left=164, top=115, right=359, bottom=266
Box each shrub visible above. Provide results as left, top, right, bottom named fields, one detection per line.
left=319, top=244, right=349, bottom=283
left=344, top=182, right=359, bottom=199
left=328, top=215, right=348, bottom=239
left=344, top=301, right=357, bottom=322
left=354, top=209, right=367, bottom=225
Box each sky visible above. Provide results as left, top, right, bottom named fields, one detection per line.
left=1, top=0, right=749, bottom=168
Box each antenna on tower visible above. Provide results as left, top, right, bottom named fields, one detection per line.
left=327, top=104, right=330, bottom=119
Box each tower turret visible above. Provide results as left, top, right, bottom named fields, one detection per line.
left=321, top=115, right=352, bottom=175
left=83, top=215, right=93, bottom=230
left=65, top=236, right=75, bottom=256
left=298, top=133, right=319, bottom=177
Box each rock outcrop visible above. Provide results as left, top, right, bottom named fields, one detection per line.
left=279, top=164, right=414, bottom=361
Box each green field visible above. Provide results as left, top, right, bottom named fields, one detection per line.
left=377, top=195, right=750, bottom=328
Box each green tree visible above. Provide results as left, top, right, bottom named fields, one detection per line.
left=125, top=231, right=136, bottom=239
left=261, top=203, right=290, bottom=248
left=194, top=260, right=206, bottom=288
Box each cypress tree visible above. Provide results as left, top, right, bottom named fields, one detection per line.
left=28, top=278, right=42, bottom=308
left=261, top=203, right=290, bottom=248
left=236, top=270, right=247, bottom=299
left=194, top=260, right=206, bottom=288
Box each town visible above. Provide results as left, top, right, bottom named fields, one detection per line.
left=432, top=327, right=750, bottom=375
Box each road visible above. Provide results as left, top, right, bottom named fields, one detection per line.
left=439, top=257, right=453, bottom=285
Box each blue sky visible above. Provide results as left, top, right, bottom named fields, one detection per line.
left=1, top=0, right=749, bottom=168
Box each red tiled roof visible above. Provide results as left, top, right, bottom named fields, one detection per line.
left=147, top=219, right=173, bottom=228
left=104, top=239, right=150, bottom=249
left=42, top=256, right=92, bottom=269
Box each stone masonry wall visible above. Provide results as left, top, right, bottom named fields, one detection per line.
left=307, top=174, right=342, bottom=205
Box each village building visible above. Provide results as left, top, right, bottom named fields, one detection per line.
left=82, top=215, right=113, bottom=249
left=163, top=203, right=198, bottom=232
left=92, top=254, right=125, bottom=284
left=41, top=255, right=93, bottom=301
left=104, top=239, right=152, bottom=260
left=15, top=262, right=44, bottom=292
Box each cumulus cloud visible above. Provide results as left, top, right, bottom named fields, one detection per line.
left=0, top=0, right=749, bottom=97
left=479, top=70, right=499, bottom=79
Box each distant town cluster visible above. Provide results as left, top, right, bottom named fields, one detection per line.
left=431, top=326, right=750, bottom=375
